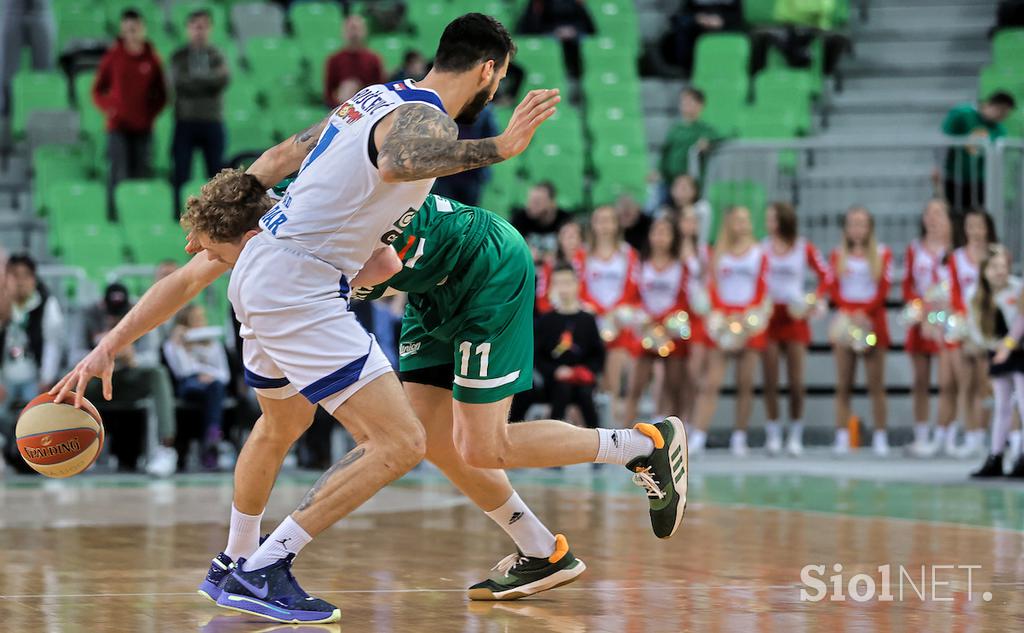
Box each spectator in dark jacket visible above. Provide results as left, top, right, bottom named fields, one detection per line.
left=93, top=10, right=168, bottom=207
left=510, top=181, right=572, bottom=263
left=431, top=105, right=498, bottom=207
left=516, top=0, right=596, bottom=78
left=940, top=91, right=1016, bottom=212
left=324, top=14, right=385, bottom=107
left=170, top=9, right=229, bottom=212
left=388, top=49, right=427, bottom=83
left=665, top=0, right=743, bottom=76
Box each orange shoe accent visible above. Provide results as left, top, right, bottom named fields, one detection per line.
left=548, top=534, right=569, bottom=564
left=634, top=423, right=665, bottom=450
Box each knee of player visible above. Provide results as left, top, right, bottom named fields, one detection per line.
left=380, top=421, right=427, bottom=471
left=457, top=436, right=511, bottom=469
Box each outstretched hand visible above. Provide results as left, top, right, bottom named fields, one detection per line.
left=49, top=346, right=116, bottom=408
left=497, top=89, right=560, bottom=160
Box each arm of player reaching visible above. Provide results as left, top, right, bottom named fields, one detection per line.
left=351, top=246, right=403, bottom=289
left=376, top=89, right=560, bottom=182
left=50, top=255, right=229, bottom=407
left=246, top=109, right=338, bottom=187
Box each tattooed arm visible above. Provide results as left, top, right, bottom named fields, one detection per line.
left=376, top=88, right=560, bottom=183
left=246, top=108, right=338, bottom=187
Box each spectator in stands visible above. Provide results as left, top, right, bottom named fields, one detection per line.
left=664, top=0, right=743, bottom=76
left=510, top=181, right=571, bottom=262
left=324, top=14, right=385, bottom=108
left=659, top=88, right=718, bottom=197
left=516, top=0, right=596, bottom=78
left=0, top=0, right=55, bottom=116
left=82, top=283, right=177, bottom=473
left=616, top=193, right=651, bottom=252
left=163, top=303, right=230, bottom=470
left=170, top=9, right=230, bottom=212
left=939, top=91, right=1016, bottom=212
left=388, top=49, right=427, bottom=83
left=93, top=10, right=168, bottom=212
left=0, top=255, right=63, bottom=410
left=431, top=105, right=498, bottom=206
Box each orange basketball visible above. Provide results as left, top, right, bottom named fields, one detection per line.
left=15, top=393, right=105, bottom=478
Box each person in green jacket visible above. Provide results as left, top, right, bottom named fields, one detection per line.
left=941, top=91, right=1016, bottom=212
left=658, top=87, right=718, bottom=193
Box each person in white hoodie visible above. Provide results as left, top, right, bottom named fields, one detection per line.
left=163, top=303, right=230, bottom=469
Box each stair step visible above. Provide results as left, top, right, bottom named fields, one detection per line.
left=843, top=75, right=979, bottom=94
left=830, top=91, right=964, bottom=111
left=841, top=58, right=987, bottom=78
left=853, top=22, right=994, bottom=41
left=862, top=4, right=998, bottom=25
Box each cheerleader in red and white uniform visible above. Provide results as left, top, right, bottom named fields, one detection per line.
left=678, top=205, right=710, bottom=440
left=691, top=206, right=769, bottom=456
left=903, top=199, right=958, bottom=456
left=829, top=206, right=893, bottom=456
left=579, top=205, right=641, bottom=422
left=761, top=202, right=830, bottom=456
left=623, top=216, right=689, bottom=426
left=536, top=221, right=584, bottom=314
left=949, top=208, right=1000, bottom=457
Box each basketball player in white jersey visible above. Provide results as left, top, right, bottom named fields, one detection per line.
left=54, top=14, right=558, bottom=624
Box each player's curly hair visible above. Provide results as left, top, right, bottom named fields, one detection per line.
left=180, top=168, right=272, bottom=243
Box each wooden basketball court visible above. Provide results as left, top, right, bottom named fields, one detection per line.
left=2, top=456, right=1023, bottom=632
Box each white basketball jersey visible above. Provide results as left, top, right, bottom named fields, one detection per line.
left=258, top=80, right=446, bottom=279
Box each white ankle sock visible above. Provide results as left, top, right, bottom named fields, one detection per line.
left=932, top=425, right=947, bottom=446
left=485, top=492, right=556, bottom=558
left=595, top=428, right=655, bottom=465
left=242, top=515, right=312, bottom=571
left=225, top=504, right=263, bottom=561
left=913, top=422, right=930, bottom=444
left=765, top=421, right=782, bottom=443
left=788, top=420, right=804, bottom=442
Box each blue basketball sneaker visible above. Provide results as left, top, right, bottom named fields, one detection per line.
left=198, top=536, right=268, bottom=603
left=216, top=554, right=340, bottom=623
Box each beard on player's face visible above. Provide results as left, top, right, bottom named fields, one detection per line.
left=455, top=81, right=494, bottom=125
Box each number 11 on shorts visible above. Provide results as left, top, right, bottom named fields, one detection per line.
left=458, top=342, right=491, bottom=378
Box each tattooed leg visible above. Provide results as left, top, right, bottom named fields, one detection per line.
left=290, top=372, right=426, bottom=536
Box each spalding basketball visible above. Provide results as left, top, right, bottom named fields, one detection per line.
left=15, top=393, right=104, bottom=478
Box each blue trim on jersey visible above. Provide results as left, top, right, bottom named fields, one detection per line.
left=300, top=123, right=340, bottom=173
left=299, top=351, right=370, bottom=404
left=386, top=80, right=447, bottom=113
left=339, top=274, right=350, bottom=299
left=244, top=368, right=290, bottom=389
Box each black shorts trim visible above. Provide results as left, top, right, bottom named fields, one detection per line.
left=398, top=364, right=455, bottom=391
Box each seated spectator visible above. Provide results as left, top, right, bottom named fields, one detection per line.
left=510, top=182, right=572, bottom=262
left=163, top=304, right=230, bottom=470
left=665, top=174, right=712, bottom=245
left=431, top=105, right=498, bottom=207
left=0, top=0, right=55, bottom=116
left=324, top=14, right=385, bottom=107
left=0, top=255, right=63, bottom=412
left=92, top=10, right=167, bottom=212
left=513, top=262, right=605, bottom=426
left=939, top=91, right=1016, bottom=212
left=663, top=0, right=743, bottom=76
left=170, top=9, right=230, bottom=212
left=659, top=88, right=718, bottom=193
left=388, top=49, right=427, bottom=83
left=82, top=283, right=176, bottom=474
left=516, top=0, right=596, bottom=78
left=616, top=194, right=651, bottom=252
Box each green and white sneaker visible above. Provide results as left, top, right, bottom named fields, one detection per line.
left=627, top=417, right=688, bottom=539
left=468, top=534, right=587, bottom=601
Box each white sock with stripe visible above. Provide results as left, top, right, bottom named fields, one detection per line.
left=242, top=515, right=312, bottom=571
left=485, top=492, right=557, bottom=558
left=225, top=504, right=263, bottom=561
left=595, top=428, right=656, bottom=465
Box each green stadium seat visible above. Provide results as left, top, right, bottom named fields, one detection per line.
left=979, top=65, right=1024, bottom=102
left=744, top=0, right=777, bottom=25
left=453, top=0, right=513, bottom=28
left=290, top=2, right=343, bottom=42
left=272, top=105, right=327, bottom=141
left=32, top=146, right=92, bottom=215
left=706, top=181, right=767, bottom=241
left=692, top=34, right=750, bottom=88
left=523, top=144, right=585, bottom=210
left=581, top=36, right=637, bottom=76
left=590, top=0, right=639, bottom=52
left=57, top=224, right=128, bottom=283
left=125, top=223, right=189, bottom=265
left=114, top=180, right=175, bottom=226
left=44, top=178, right=106, bottom=222
left=993, top=29, right=1024, bottom=67
left=225, top=107, right=277, bottom=158
left=538, top=105, right=585, bottom=153
left=169, top=2, right=231, bottom=44
left=739, top=103, right=809, bottom=138
left=833, top=0, right=851, bottom=27
left=245, top=36, right=304, bottom=95
left=181, top=177, right=207, bottom=203
left=516, top=37, right=569, bottom=94
left=105, top=0, right=162, bottom=35
left=1004, top=108, right=1024, bottom=138
left=56, top=6, right=108, bottom=52
left=151, top=112, right=173, bottom=176
left=590, top=142, right=648, bottom=205
left=755, top=68, right=813, bottom=104
left=11, top=71, right=70, bottom=136
left=368, top=34, right=410, bottom=75
left=408, top=1, right=460, bottom=52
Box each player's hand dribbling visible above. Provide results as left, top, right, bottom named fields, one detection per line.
left=497, top=89, right=560, bottom=160
left=50, top=345, right=116, bottom=409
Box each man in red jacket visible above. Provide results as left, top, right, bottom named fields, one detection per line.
left=92, top=9, right=168, bottom=213
left=323, top=15, right=385, bottom=108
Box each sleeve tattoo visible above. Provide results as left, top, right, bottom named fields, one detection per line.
left=377, top=104, right=504, bottom=181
